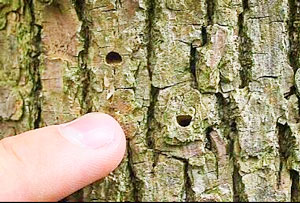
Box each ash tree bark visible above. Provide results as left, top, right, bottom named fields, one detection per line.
left=1, top=0, right=300, bottom=202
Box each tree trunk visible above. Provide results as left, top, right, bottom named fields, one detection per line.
left=1, top=0, right=300, bottom=201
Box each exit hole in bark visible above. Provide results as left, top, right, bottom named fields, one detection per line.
left=106, top=51, right=122, bottom=64
left=176, top=115, right=192, bottom=127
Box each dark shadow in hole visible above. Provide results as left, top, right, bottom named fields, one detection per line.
left=106, top=51, right=122, bottom=64
left=176, top=115, right=192, bottom=127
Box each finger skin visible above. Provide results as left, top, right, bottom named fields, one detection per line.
left=0, top=113, right=126, bottom=201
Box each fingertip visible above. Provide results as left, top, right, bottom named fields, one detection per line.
left=60, top=112, right=127, bottom=178
left=0, top=112, right=128, bottom=201
left=58, top=112, right=127, bottom=151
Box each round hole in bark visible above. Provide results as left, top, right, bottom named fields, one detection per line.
left=106, top=51, right=122, bottom=64
left=176, top=115, right=192, bottom=127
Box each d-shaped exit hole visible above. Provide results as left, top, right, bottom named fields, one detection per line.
left=106, top=51, right=122, bottom=64
left=176, top=115, right=192, bottom=127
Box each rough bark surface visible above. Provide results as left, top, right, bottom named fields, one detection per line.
left=1, top=0, right=300, bottom=202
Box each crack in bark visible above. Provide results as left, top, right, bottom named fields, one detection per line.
left=126, top=0, right=158, bottom=200
left=73, top=0, right=91, bottom=114
left=291, top=169, right=300, bottom=202
left=277, top=122, right=300, bottom=202
left=201, top=26, right=208, bottom=46
left=204, top=127, right=213, bottom=151
left=238, top=0, right=252, bottom=88
left=230, top=121, right=244, bottom=201
left=184, top=160, right=192, bottom=201
left=238, top=0, right=253, bottom=88
left=284, top=86, right=296, bottom=99
left=28, top=0, right=42, bottom=129
left=277, top=123, right=288, bottom=190
left=189, top=45, right=197, bottom=81
left=145, top=0, right=156, bottom=156
left=289, top=0, right=300, bottom=72
left=233, top=160, right=243, bottom=202
left=147, top=0, right=155, bottom=82
left=127, top=142, right=139, bottom=202
left=146, top=86, right=159, bottom=150
left=155, top=80, right=194, bottom=90
left=206, top=0, right=215, bottom=25
left=216, top=92, right=238, bottom=201
left=289, top=1, right=300, bottom=200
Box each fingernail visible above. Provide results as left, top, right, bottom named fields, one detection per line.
left=58, top=113, right=116, bottom=149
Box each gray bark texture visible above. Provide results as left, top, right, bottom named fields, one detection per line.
left=1, top=0, right=300, bottom=201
